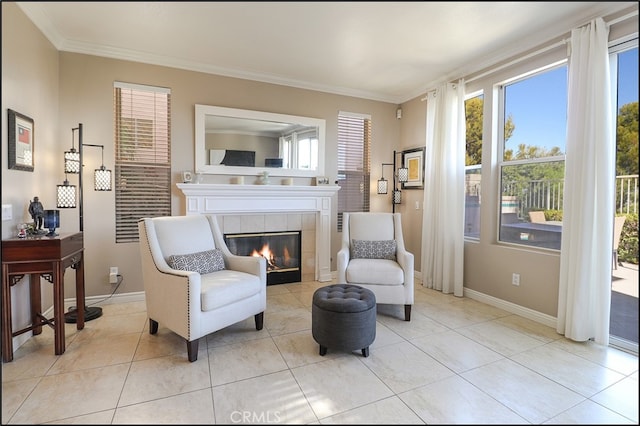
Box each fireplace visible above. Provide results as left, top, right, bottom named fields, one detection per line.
left=224, top=231, right=302, bottom=285
left=177, top=183, right=341, bottom=282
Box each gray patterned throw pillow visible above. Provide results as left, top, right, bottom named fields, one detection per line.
left=351, top=239, right=397, bottom=260
left=167, top=249, right=226, bottom=274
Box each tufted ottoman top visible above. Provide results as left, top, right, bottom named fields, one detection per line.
left=313, top=284, right=376, bottom=313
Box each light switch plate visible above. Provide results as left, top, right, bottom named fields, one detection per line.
left=2, top=204, right=12, bottom=221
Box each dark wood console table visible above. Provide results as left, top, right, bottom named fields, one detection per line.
left=2, top=232, right=85, bottom=362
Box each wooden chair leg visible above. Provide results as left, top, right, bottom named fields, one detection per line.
left=362, top=347, right=369, bottom=357
left=404, top=305, right=411, bottom=321
left=255, top=312, right=264, bottom=330
left=319, top=345, right=327, bottom=356
left=187, top=339, right=199, bottom=362
left=149, top=318, right=159, bottom=334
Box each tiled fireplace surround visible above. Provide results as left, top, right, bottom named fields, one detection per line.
left=176, top=183, right=340, bottom=282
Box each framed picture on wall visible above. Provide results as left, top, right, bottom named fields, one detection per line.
left=401, top=147, right=424, bottom=189
left=8, top=109, right=34, bottom=172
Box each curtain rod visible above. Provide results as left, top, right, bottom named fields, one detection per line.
left=606, top=10, right=638, bottom=27
left=420, top=37, right=567, bottom=101
left=421, top=8, right=638, bottom=100
left=465, top=38, right=568, bottom=84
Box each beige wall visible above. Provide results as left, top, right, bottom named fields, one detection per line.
left=394, top=96, right=427, bottom=271
left=2, top=3, right=60, bottom=329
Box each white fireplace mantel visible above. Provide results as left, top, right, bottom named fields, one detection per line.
left=176, top=183, right=340, bottom=282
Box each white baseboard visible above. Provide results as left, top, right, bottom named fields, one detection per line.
left=463, top=287, right=557, bottom=329
left=61, top=291, right=146, bottom=313
left=413, top=272, right=555, bottom=329
left=67, top=291, right=146, bottom=310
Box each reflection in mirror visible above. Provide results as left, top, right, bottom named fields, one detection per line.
left=195, top=105, right=325, bottom=177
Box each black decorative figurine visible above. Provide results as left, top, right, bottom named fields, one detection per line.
left=29, top=196, right=45, bottom=230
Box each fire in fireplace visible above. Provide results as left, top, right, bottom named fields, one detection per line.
left=224, top=231, right=302, bottom=285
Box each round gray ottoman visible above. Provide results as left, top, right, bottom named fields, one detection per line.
left=312, top=284, right=376, bottom=357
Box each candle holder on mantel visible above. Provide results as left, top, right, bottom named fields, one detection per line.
left=258, top=171, right=270, bottom=185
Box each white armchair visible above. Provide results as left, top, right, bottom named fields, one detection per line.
left=337, top=212, right=414, bottom=321
left=138, top=214, right=266, bottom=362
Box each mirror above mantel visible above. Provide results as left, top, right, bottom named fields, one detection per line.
left=195, top=104, right=326, bottom=177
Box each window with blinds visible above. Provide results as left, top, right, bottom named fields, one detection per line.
left=337, top=111, right=371, bottom=231
left=114, top=82, right=171, bottom=243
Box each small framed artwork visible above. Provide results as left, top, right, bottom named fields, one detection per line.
left=316, top=176, right=330, bottom=185
left=8, top=109, right=34, bottom=172
left=183, top=171, right=193, bottom=183
left=401, top=147, right=425, bottom=189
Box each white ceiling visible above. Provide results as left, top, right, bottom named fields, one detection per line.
left=17, top=2, right=635, bottom=104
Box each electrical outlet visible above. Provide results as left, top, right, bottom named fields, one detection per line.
left=109, top=266, right=118, bottom=284
left=512, top=273, right=520, bottom=286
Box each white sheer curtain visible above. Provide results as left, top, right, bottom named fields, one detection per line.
left=557, top=18, right=614, bottom=345
left=421, top=80, right=465, bottom=296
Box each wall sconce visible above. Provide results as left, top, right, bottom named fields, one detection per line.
left=377, top=150, right=409, bottom=212
left=64, top=128, right=80, bottom=173
left=56, top=124, right=112, bottom=223
left=397, top=166, right=408, bottom=183
left=55, top=123, right=112, bottom=323
left=377, top=164, right=392, bottom=195
left=56, top=177, right=77, bottom=208
left=87, top=144, right=112, bottom=191
left=393, top=189, right=402, bottom=205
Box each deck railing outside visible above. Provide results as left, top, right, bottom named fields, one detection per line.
left=616, top=175, right=639, bottom=215
left=500, top=174, right=638, bottom=218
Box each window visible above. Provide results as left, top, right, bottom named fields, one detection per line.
left=337, top=111, right=371, bottom=231
left=609, top=39, right=638, bottom=351
left=611, top=43, right=639, bottom=217
left=114, top=82, right=171, bottom=243
left=464, top=92, right=484, bottom=239
left=280, top=129, right=318, bottom=170
left=609, top=38, right=640, bottom=354
left=295, top=133, right=318, bottom=170
left=498, top=65, right=567, bottom=249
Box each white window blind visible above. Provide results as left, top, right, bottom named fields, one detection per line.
left=114, top=82, right=171, bottom=243
left=337, top=111, right=371, bottom=231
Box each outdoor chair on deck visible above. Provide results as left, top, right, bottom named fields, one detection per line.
left=529, top=211, right=547, bottom=223
left=613, top=216, right=626, bottom=270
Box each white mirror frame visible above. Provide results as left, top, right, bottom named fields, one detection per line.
left=195, top=104, right=326, bottom=177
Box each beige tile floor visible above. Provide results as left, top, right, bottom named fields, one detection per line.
left=2, top=280, right=638, bottom=424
